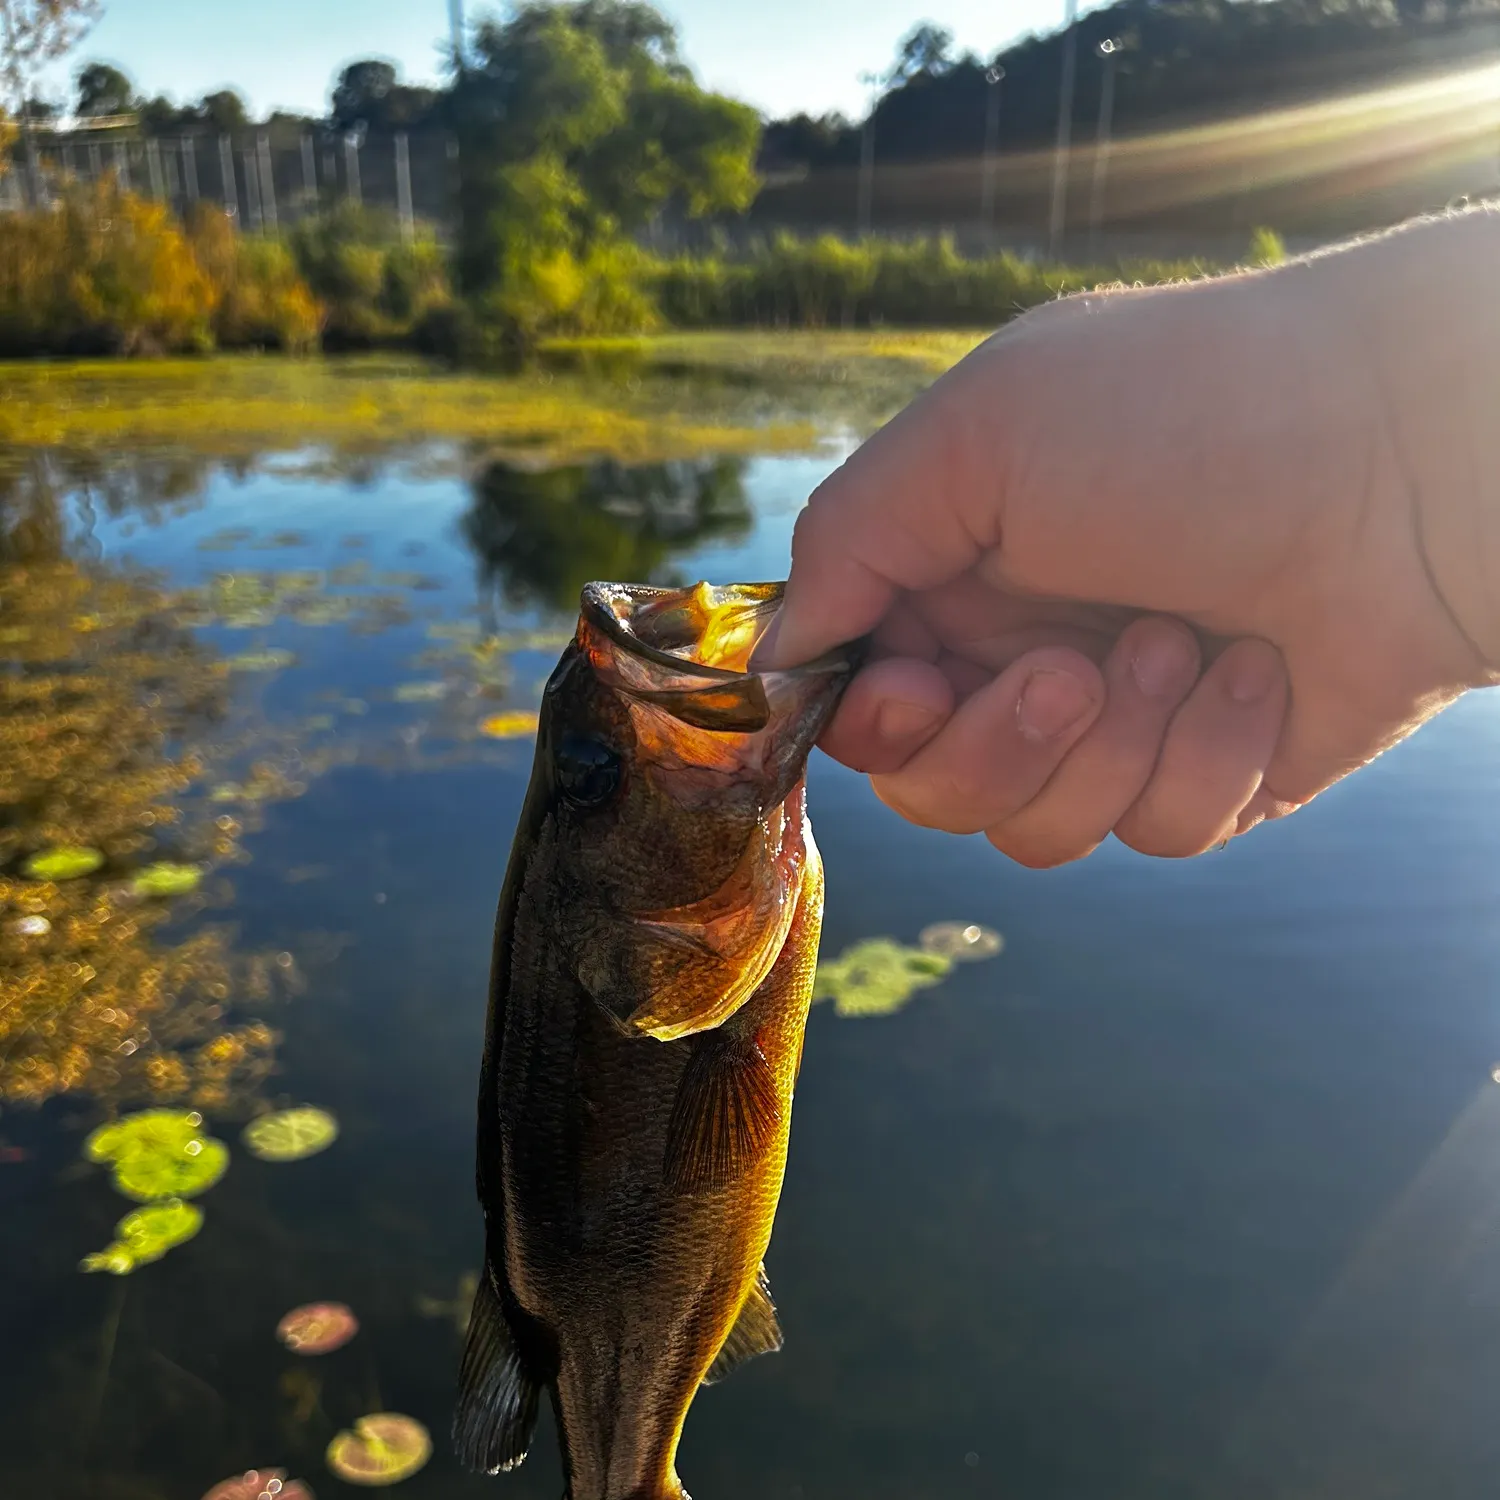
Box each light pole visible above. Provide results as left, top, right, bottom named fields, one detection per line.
left=979, top=65, right=1004, bottom=250
left=857, top=70, right=880, bottom=238
left=1047, top=0, right=1080, bottom=258
left=1087, top=38, right=1121, bottom=260
left=449, top=0, right=466, bottom=71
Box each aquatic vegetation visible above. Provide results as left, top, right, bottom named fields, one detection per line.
left=325, top=1413, right=431, bottom=1487
left=84, top=1108, right=230, bottom=1201
left=21, top=845, right=105, bottom=882
left=131, top=862, right=204, bottom=899
left=201, top=1468, right=315, bottom=1500
left=918, top=922, right=1004, bottom=962
left=80, top=1198, right=204, bottom=1274
left=242, top=1107, right=339, bottom=1162
left=391, top=681, right=449, bottom=704
left=478, top=710, right=540, bottom=739
left=813, top=938, right=954, bottom=1019
left=0, top=558, right=279, bottom=1111
left=276, top=1302, right=359, bottom=1355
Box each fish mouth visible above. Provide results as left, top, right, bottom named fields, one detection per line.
left=578, top=582, right=862, bottom=775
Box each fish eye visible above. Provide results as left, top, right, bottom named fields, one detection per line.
left=554, top=732, right=622, bottom=809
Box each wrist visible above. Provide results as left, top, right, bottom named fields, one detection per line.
left=1309, top=208, right=1500, bottom=681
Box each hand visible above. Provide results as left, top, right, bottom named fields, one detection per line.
left=759, top=214, right=1500, bottom=865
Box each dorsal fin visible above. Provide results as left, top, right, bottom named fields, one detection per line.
left=453, top=1266, right=542, bottom=1474
left=703, top=1264, right=784, bottom=1384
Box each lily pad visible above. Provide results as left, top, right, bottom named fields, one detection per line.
left=85, top=1108, right=230, bottom=1201
left=132, top=861, right=203, bottom=899
left=23, top=845, right=104, bottom=882
left=201, top=1468, right=314, bottom=1500
left=918, top=922, right=1004, bottom=963
left=81, top=1198, right=203, bottom=1274
left=243, top=1107, right=339, bottom=1163
left=478, top=710, right=540, bottom=739
left=277, top=1301, right=359, bottom=1355
left=814, top=938, right=953, bottom=1019
left=392, top=680, right=448, bottom=704
left=326, top=1413, right=431, bottom=1486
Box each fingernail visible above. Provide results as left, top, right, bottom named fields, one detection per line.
left=876, top=699, right=942, bottom=741
left=1130, top=626, right=1196, bottom=698
left=1226, top=644, right=1280, bottom=704
left=1017, top=668, right=1094, bottom=742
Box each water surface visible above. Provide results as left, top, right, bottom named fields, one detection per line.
left=4, top=402, right=1500, bottom=1500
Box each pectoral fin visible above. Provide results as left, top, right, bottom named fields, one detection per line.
left=663, top=1030, right=781, bottom=1195
left=703, top=1264, right=784, bottom=1384
left=453, top=1264, right=542, bottom=1475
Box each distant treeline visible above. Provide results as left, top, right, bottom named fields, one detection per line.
left=763, top=1, right=1500, bottom=168
left=0, top=177, right=1285, bottom=359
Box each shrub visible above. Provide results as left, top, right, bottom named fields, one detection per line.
left=184, top=207, right=321, bottom=351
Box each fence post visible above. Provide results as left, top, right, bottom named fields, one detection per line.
left=395, top=131, right=414, bottom=243
left=112, top=138, right=131, bottom=191
left=218, top=133, right=236, bottom=216
left=300, top=131, right=316, bottom=205
left=242, top=144, right=262, bottom=232
left=257, top=131, right=278, bottom=232
left=146, top=137, right=165, bottom=199
left=88, top=140, right=102, bottom=180
left=181, top=136, right=199, bottom=202
left=343, top=132, right=361, bottom=206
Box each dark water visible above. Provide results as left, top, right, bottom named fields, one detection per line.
left=5, top=433, right=1500, bottom=1500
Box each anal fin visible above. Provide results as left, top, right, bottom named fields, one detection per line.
left=453, top=1264, right=542, bottom=1474
left=704, top=1264, right=784, bottom=1384
left=663, top=1030, right=781, bottom=1196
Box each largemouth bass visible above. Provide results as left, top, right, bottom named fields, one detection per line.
left=456, top=580, right=858, bottom=1500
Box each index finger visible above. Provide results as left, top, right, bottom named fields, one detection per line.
left=755, top=343, right=1011, bottom=669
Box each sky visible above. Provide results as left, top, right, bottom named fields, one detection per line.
left=34, top=0, right=1083, bottom=122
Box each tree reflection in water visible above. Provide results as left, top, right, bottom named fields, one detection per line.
left=462, top=455, right=753, bottom=617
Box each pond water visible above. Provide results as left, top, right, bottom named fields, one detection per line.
left=5, top=406, right=1500, bottom=1500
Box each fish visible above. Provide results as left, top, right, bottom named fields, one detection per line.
left=455, top=580, right=859, bottom=1500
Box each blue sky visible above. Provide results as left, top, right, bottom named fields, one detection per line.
left=36, top=0, right=1078, bottom=122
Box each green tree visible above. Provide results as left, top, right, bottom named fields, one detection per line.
left=330, top=57, right=436, bottom=133
left=74, top=57, right=129, bottom=115
left=888, top=21, right=955, bottom=83
left=0, top=0, right=99, bottom=123
left=197, top=86, right=247, bottom=134
left=449, top=0, right=758, bottom=344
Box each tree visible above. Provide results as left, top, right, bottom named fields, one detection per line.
left=197, top=87, right=247, bottom=134
left=888, top=21, right=954, bottom=84
left=449, top=1, right=759, bottom=342
left=330, top=57, right=436, bottom=133
left=74, top=57, right=129, bottom=115
left=0, top=0, right=100, bottom=120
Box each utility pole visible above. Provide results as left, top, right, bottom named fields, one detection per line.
left=1047, top=0, right=1080, bottom=258
left=979, top=65, right=1004, bottom=250
left=1087, top=39, right=1121, bottom=260
left=449, top=0, right=466, bottom=70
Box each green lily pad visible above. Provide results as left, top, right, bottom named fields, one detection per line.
left=392, top=680, right=448, bottom=703
left=242, top=1106, right=339, bottom=1162
left=23, top=845, right=104, bottom=882
left=132, top=862, right=203, bottom=899
left=326, top=1412, right=431, bottom=1486
left=813, top=938, right=953, bottom=1019
left=85, top=1108, right=230, bottom=1201
left=81, top=1199, right=204, bottom=1274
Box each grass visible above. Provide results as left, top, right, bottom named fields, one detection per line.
left=0, top=333, right=991, bottom=462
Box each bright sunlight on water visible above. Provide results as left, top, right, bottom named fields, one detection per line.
left=5, top=356, right=1500, bottom=1500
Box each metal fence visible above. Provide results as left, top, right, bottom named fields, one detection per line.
left=1, top=120, right=460, bottom=235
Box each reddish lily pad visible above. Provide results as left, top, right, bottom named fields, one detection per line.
left=200, top=1469, right=314, bottom=1500
left=277, top=1302, right=359, bottom=1355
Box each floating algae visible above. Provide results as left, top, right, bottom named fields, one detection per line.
left=84, top=1108, right=230, bottom=1201
left=81, top=1198, right=203, bottom=1274
left=132, top=861, right=204, bottom=899
left=22, top=845, right=104, bottom=881
left=813, top=938, right=953, bottom=1019
left=478, top=710, right=540, bottom=739
left=918, top=921, right=1004, bottom=962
